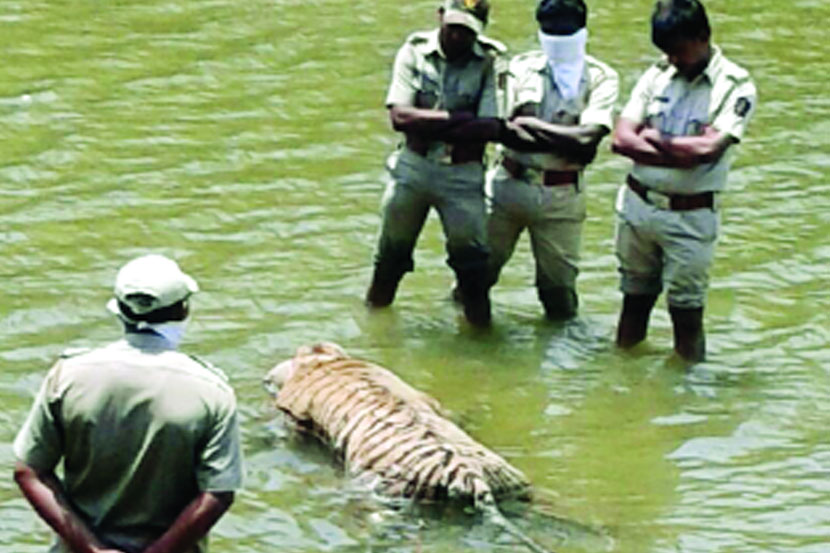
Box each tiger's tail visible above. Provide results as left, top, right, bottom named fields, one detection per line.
left=472, top=482, right=556, bottom=553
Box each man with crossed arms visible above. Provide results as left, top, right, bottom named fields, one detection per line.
left=612, top=0, right=757, bottom=361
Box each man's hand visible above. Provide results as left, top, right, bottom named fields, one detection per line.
left=498, top=119, right=538, bottom=150
left=638, top=126, right=663, bottom=146
left=142, top=491, right=234, bottom=553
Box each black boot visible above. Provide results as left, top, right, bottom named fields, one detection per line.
left=463, top=288, right=491, bottom=327
left=455, top=273, right=491, bottom=327
left=365, top=270, right=403, bottom=308
left=448, top=247, right=492, bottom=327
left=538, top=286, right=578, bottom=321
left=616, top=293, right=658, bottom=349
left=669, top=305, right=705, bottom=362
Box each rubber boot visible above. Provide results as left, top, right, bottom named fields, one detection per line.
left=669, top=305, right=705, bottom=362
left=455, top=271, right=492, bottom=327
left=616, top=293, right=658, bottom=349
left=538, top=286, right=578, bottom=321
left=365, top=269, right=404, bottom=308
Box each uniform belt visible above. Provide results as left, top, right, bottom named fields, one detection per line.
left=405, top=137, right=482, bottom=164
left=626, top=175, right=715, bottom=211
left=502, top=156, right=578, bottom=187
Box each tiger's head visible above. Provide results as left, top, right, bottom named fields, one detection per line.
left=264, top=342, right=349, bottom=395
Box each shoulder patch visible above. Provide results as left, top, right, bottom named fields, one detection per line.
left=734, top=96, right=752, bottom=117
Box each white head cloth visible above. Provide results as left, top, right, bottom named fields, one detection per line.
left=537, top=28, right=588, bottom=101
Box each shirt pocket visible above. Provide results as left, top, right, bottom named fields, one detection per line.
left=643, top=95, right=671, bottom=132
left=443, top=70, right=482, bottom=112
left=414, top=68, right=440, bottom=108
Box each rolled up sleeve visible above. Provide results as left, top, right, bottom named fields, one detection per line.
left=196, top=396, right=244, bottom=493
left=13, top=367, right=64, bottom=472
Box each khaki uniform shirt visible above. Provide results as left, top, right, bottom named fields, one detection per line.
left=385, top=29, right=505, bottom=161
left=501, top=51, right=619, bottom=172
left=14, top=333, right=243, bottom=553
left=620, top=45, right=757, bottom=193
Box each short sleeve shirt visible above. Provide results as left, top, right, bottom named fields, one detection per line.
left=385, top=29, right=500, bottom=118
left=13, top=334, right=244, bottom=553
left=620, top=45, right=757, bottom=193
left=501, top=51, right=619, bottom=171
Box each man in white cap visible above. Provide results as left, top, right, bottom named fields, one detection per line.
left=484, top=0, right=618, bottom=320
left=13, top=254, right=243, bottom=553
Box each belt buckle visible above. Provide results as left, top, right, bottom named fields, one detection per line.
left=645, top=189, right=671, bottom=210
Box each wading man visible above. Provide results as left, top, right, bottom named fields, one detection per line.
left=485, top=0, right=618, bottom=321
left=13, top=254, right=243, bottom=553
left=611, top=0, right=756, bottom=361
left=365, top=0, right=516, bottom=327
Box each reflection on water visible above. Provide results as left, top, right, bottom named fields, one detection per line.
left=2, top=0, right=830, bottom=551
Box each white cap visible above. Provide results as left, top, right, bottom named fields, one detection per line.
left=107, top=254, right=199, bottom=318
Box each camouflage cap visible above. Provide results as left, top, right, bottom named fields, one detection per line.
left=442, top=0, right=489, bottom=34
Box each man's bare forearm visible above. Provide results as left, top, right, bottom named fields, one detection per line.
left=14, top=462, right=120, bottom=553
left=643, top=127, right=736, bottom=165
left=613, top=118, right=735, bottom=168
left=142, top=491, right=234, bottom=553
left=389, top=106, right=502, bottom=143
left=612, top=119, right=683, bottom=167
left=509, top=116, right=607, bottom=162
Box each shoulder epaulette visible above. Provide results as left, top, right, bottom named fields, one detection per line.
left=725, top=71, right=751, bottom=86
left=60, top=347, right=91, bottom=359
left=406, top=30, right=432, bottom=46
left=508, top=50, right=545, bottom=73
left=478, top=34, right=507, bottom=55
left=187, top=353, right=230, bottom=383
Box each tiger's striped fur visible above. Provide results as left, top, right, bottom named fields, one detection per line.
left=264, top=342, right=532, bottom=509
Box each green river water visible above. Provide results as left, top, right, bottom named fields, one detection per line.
left=2, top=0, right=829, bottom=552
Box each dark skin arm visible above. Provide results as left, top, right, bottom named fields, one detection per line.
left=15, top=461, right=234, bottom=553
left=612, top=117, right=736, bottom=168
left=388, top=105, right=503, bottom=143
left=14, top=462, right=126, bottom=553
left=142, top=491, right=234, bottom=553
left=508, top=114, right=609, bottom=165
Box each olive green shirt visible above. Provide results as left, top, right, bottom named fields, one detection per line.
left=13, top=333, right=243, bottom=553
left=620, top=45, right=757, bottom=193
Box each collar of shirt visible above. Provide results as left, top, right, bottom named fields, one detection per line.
left=423, top=28, right=487, bottom=61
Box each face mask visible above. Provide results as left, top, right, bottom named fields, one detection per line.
left=537, top=28, right=588, bottom=101
left=146, top=320, right=188, bottom=349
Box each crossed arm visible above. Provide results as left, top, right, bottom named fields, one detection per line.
left=611, top=117, right=736, bottom=168
left=14, top=462, right=234, bottom=553
left=388, top=105, right=506, bottom=143
left=506, top=114, right=610, bottom=165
